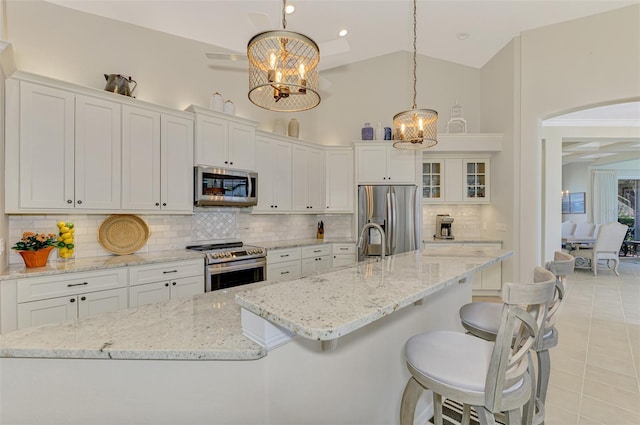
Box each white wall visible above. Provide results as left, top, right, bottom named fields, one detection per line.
left=518, top=4, right=640, bottom=276
left=479, top=39, right=519, bottom=283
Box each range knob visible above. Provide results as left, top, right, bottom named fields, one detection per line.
left=212, top=253, right=219, bottom=259
left=225, top=252, right=232, bottom=258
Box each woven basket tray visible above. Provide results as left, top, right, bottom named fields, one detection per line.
left=98, top=215, right=150, bottom=255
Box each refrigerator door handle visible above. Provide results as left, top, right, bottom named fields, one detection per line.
left=389, top=188, right=398, bottom=255
left=410, top=186, right=418, bottom=251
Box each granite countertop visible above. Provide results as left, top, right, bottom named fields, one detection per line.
left=0, top=251, right=205, bottom=281
left=0, top=280, right=269, bottom=360
left=236, top=246, right=513, bottom=341
left=256, top=238, right=356, bottom=251
left=0, top=246, right=512, bottom=360
left=423, top=237, right=503, bottom=244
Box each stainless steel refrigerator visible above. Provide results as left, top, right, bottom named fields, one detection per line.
left=357, top=185, right=421, bottom=260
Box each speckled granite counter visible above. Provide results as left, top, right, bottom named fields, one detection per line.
left=1, top=247, right=511, bottom=360
left=236, top=246, right=512, bottom=341
left=0, top=250, right=205, bottom=281
left=256, top=238, right=356, bottom=251
left=0, top=280, right=268, bottom=360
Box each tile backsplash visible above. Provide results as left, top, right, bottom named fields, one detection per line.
left=422, top=204, right=483, bottom=240
left=7, top=212, right=352, bottom=265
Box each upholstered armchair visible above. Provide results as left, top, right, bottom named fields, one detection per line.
left=570, top=222, right=628, bottom=276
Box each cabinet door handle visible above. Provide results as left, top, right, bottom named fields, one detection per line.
left=80, top=296, right=86, bottom=301
left=313, top=250, right=321, bottom=253
left=67, top=199, right=73, bottom=204
left=155, top=202, right=160, bottom=206
left=77, top=200, right=83, bottom=205
left=224, top=161, right=229, bottom=164
left=281, top=271, right=290, bottom=275
left=229, top=161, right=234, bottom=165
left=172, top=282, right=177, bottom=286
left=67, top=282, right=89, bottom=287
left=69, top=298, right=76, bottom=303
left=163, top=270, right=178, bottom=274
left=280, top=254, right=289, bottom=258
left=162, top=203, right=167, bottom=207
left=165, top=283, right=169, bottom=287
left=340, top=248, right=348, bottom=251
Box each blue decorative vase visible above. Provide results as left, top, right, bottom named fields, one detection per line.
left=384, top=127, right=392, bottom=140
left=362, top=123, right=374, bottom=140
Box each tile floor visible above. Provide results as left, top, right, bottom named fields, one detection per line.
left=544, top=257, right=640, bottom=425
left=472, top=257, right=640, bottom=424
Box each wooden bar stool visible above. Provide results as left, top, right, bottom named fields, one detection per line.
left=400, top=267, right=556, bottom=425
left=458, top=252, right=574, bottom=424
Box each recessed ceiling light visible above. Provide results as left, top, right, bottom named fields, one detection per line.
left=285, top=4, right=295, bottom=14
left=339, top=29, right=348, bottom=37
left=456, top=32, right=470, bottom=40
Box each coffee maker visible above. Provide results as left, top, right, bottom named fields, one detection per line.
left=435, top=214, right=454, bottom=239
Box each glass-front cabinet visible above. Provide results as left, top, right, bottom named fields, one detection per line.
left=463, top=160, right=489, bottom=201
left=422, top=161, right=443, bottom=200
left=422, top=156, right=491, bottom=204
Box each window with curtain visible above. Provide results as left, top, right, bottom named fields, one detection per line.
left=591, top=170, right=617, bottom=224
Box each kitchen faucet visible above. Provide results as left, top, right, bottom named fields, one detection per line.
left=357, top=222, right=386, bottom=260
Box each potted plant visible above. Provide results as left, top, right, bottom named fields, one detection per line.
left=12, top=231, right=57, bottom=268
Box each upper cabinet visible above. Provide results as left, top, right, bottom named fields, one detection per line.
left=292, top=142, right=325, bottom=212
left=254, top=132, right=293, bottom=212
left=187, top=105, right=259, bottom=172
left=422, top=155, right=491, bottom=204
left=354, top=142, right=416, bottom=184
left=6, top=80, right=122, bottom=212
left=5, top=71, right=194, bottom=214
left=121, top=105, right=194, bottom=213
left=325, top=148, right=354, bottom=213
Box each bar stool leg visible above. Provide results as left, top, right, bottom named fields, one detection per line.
left=475, top=406, right=495, bottom=425
left=433, top=392, right=444, bottom=425
left=462, top=404, right=472, bottom=425
left=537, top=348, right=551, bottom=403
left=400, top=377, right=422, bottom=425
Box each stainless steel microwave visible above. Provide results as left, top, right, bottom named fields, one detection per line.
left=194, top=166, right=258, bottom=207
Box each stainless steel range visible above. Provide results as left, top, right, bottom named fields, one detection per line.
left=186, top=242, right=266, bottom=292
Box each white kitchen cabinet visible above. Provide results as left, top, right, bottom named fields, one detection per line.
left=301, top=245, right=332, bottom=275
left=292, top=143, right=325, bottom=212
left=355, top=142, right=416, bottom=184
left=128, top=259, right=204, bottom=307
left=254, top=133, right=292, bottom=212
left=5, top=72, right=194, bottom=215
left=422, top=156, right=491, bottom=204
left=6, top=80, right=121, bottom=211
left=332, top=243, right=356, bottom=267
left=267, top=247, right=302, bottom=282
left=188, top=105, right=258, bottom=171
left=422, top=241, right=502, bottom=292
left=325, top=148, right=354, bottom=213
left=17, top=287, right=128, bottom=329
left=13, top=268, right=128, bottom=330
left=121, top=105, right=194, bottom=212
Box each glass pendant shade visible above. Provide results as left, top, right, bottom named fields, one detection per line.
left=248, top=30, right=320, bottom=112
left=392, top=108, right=438, bottom=149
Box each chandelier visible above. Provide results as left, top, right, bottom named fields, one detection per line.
left=247, top=0, right=321, bottom=112
left=393, top=0, right=438, bottom=150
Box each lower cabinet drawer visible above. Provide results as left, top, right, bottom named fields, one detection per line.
left=17, top=269, right=128, bottom=303
left=332, top=243, right=356, bottom=255
left=267, top=248, right=302, bottom=265
left=301, top=244, right=331, bottom=258
left=268, top=261, right=302, bottom=282
left=129, top=259, right=203, bottom=286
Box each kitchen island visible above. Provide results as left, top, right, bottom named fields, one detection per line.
left=0, top=247, right=512, bottom=424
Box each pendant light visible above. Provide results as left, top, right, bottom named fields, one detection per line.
left=393, top=0, right=438, bottom=150
left=247, top=0, right=321, bottom=112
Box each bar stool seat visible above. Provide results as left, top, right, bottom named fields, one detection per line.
left=400, top=267, right=556, bottom=425
left=458, top=251, right=575, bottom=424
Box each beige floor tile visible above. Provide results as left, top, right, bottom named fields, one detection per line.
left=584, top=363, right=640, bottom=393
left=582, top=378, right=640, bottom=413
left=549, top=368, right=584, bottom=393
left=587, top=341, right=635, bottom=362
left=578, top=415, right=603, bottom=425
left=545, top=403, right=579, bottom=425
left=586, top=350, right=636, bottom=376
left=552, top=352, right=587, bottom=376
left=579, top=395, right=640, bottom=425
left=546, top=384, right=581, bottom=413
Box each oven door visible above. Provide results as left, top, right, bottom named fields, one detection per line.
left=206, top=258, right=266, bottom=292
